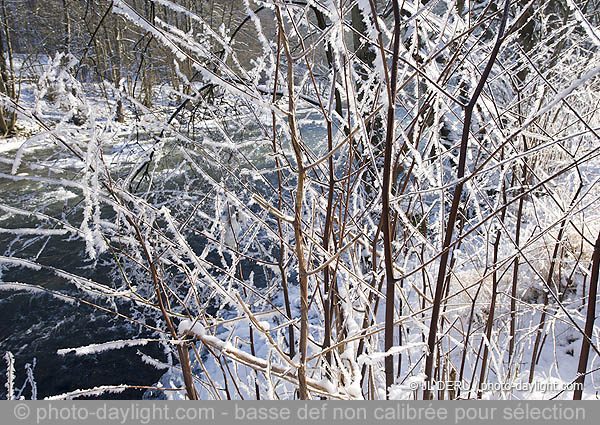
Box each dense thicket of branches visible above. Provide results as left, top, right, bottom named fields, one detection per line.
left=1, top=0, right=600, bottom=400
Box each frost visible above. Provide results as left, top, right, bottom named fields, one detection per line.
left=45, top=385, right=128, bottom=400
left=358, top=342, right=427, bottom=366
left=1, top=0, right=599, bottom=402
left=0, top=282, right=76, bottom=305
left=565, top=0, right=600, bottom=47
left=57, top=339, right=154, bottom=356
left=3, top=352, right=15, bottom=400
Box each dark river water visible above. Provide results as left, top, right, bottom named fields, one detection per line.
left=0, top=227, right=167, bottom=400
left=0, top=107, right=329, bottom=400
left=0, top=146, right=168, bottom=399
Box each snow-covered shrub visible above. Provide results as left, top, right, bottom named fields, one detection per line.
left=1, top=0, right=599, bottom=401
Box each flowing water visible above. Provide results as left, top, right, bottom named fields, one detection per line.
left=0, top=108, right=329, bottom=399
left=0, top=140, right=168, bottom=399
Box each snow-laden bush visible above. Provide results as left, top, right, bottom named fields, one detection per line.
left=1, top=0, right=600, bottom=400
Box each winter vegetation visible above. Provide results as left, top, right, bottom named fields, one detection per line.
left=1, top=0, right=600, bottom=400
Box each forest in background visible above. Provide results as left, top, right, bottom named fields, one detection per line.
left=0, top=0, right=600, bottom=400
